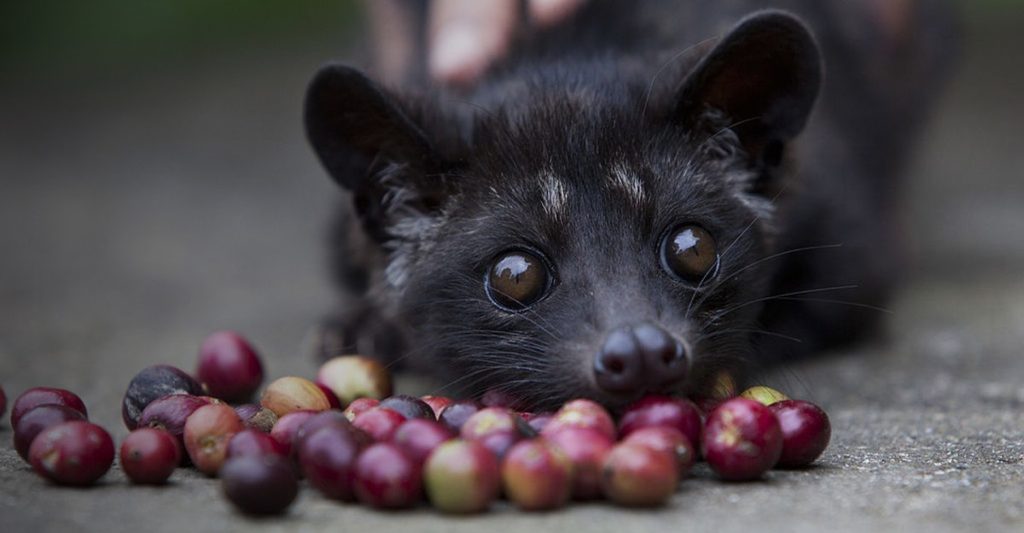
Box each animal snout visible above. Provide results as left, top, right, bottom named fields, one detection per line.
left=593, top=322, right=688, bottom=395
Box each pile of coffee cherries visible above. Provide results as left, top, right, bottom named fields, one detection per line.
left=4, top=331, right=831, bottom=516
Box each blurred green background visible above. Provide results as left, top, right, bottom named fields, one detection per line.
left=1, top=1, right=363, bottom=86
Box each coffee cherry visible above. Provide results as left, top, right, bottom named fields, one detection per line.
left=502, top=439, right=573, bottom=511
left=120, top=428, right=181, bottom=484
left=353, top=407, right=406, bottom=442
left=740, top=386, right=790, bottom=406
left=13, top=404, right=87, bottom=461
left=297, top=424, right=363, bottom=501
left=11, top=387, right=88, bottom=428
left=317, top=383, right=343, bottom=409
left=221, top=455, right=298, bottom=515
left=542, top=399, right=615, bottom=441
left=234, top=403, right=278, bottom=433
left=293, top=410, right=360, bottom=451
left=183, top=403, right=244, bottom=475
left=437, top=400, right=479, bottom=434
left=391, top=418, right=454, bottom=465
left=703, top=398, right=783, bottom=481
left=139, top=394, right=212, bottom=458
left=122, top=365, right=202, bottom=430
left=379, top=395, right=435, bottom=421
left=622, top=426, right=695, bottom=477
left=226, top=429, right=288, bottom=460
left=543, top=427, right=614, bottom=499
left=460, top=407, right=522, bottom=439
left=343, top=398, right=380, bottom=421
left=476, top=430, right=524, bottom=460
left=601, top=442, right=678, bottom=507
left=424, top=440, right=500, bottom=514
left=353, top=443, right=423, bottom=509
left=316, top=356, right=392, bottom=406
left=269, top=410, right=316, bottom=457
left=0, top=385, right=6, bottom=421
left=769, top=400, right=831, bottom=468
left=617, top=395, right=702, bottom=449
left=260, top=376, right=331, bottom=417
left=420, top=395, right=454, bottom=419
left=196, top=331, right=264, bottom=403
left=29, top=421, right=114, bottom=486
left=461, top=407, right=528, bottom=459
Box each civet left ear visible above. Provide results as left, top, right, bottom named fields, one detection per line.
left=305, top=64, right=447, bottom=242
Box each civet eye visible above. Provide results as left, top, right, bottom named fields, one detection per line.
left=485, top=250, right=551, bottom=311
left=660, top=225, right=719, bottom=283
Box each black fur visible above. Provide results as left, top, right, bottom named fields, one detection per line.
left=304, top=0, right=956, bottom=409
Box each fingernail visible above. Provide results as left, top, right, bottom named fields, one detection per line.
left=530, top=0, right=585, bottom=27
left=430, top=26, right=487, bottom=85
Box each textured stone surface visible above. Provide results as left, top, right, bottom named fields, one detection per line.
left=1, top=8, right=1022, bottom=533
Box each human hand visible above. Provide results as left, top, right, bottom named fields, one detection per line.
left=427, top=0, right=587, bottom=85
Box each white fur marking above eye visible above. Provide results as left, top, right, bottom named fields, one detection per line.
left=540, top=172, right=568, bottom=219
left=609, top=164, right=645, bottom=205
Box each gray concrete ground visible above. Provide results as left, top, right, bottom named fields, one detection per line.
left=1, top=7, right=1023, bottom=533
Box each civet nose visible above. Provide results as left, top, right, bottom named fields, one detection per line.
left=593, top=322, right=688, bottom=394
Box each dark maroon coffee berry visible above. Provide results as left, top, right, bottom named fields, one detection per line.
left=703, top=398, right=783, bottom=481
left=227, top=429, right=288, bottom=460
left=769, top=400, right=831, bottom=468
left=437, top=400, right=480, bottom=434
left=294, top=410, right=369, bottom=454
left=14, top=405, right=87, bottom=461
left=196, top=331, right=264, bottom=403
left=295, top=410, right=351, bottom=440
left=353, top=407, right=406, bottom=442
left=317, top=383, right=343, bottom=409
left=11, top=387, right=88, bottom=428
left=618, top=395, right=702, bottom=449
left=183, top=403, right=244, bottom=476
left=502, top=439, right=573, bottom=511
left=622, top=426, right=696, bottom=477
left=234, top=403, right=278, bottom=433
left=0, top=385, right=7, bottom=421
left=120, top=428, right=181, bottom=484
left=269, top=410, right=316, bottom=457
left=542, top=399, right=616, bottom=441
left=392, top=418, right=454, bottom=465
left=424, top=439, right=500, bottom=514
left=221, top=455, right=298, bottom=516
left=420, top=395, right=453, bottom=419
left=343, top=398, right=379, bottom=421
left=122, top=365, right=202, bottom=430
left=297, top=424, right=362, bottom=501
left=138, top=394, right=211, bottom=454
left=601, top=442, right=678, bottom=507
left=354, top=443, right=423, bottom=509
left=29, top=421, right=114, bottom=486
left=543, top=427, right=614, bottom=500
left=380, top=395, right=435, bottom=421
